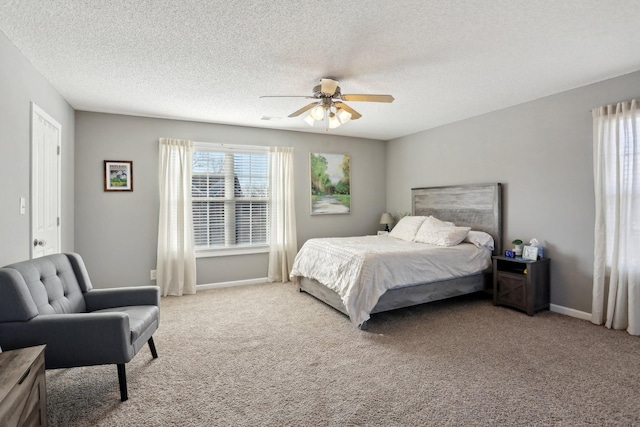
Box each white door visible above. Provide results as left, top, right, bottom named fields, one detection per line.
left=31, top=103, right=61, bottom=258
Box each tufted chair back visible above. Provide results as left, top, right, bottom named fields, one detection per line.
left=0, top=252, right=160, bottom=401
left=0, top=253, right=92, bottom=321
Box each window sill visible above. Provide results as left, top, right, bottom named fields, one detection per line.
left=195, top=246, right=269, bottom=258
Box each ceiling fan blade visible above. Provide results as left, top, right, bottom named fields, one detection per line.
left=341, top=94, right=395, bottom=103
left=288, top=102, right=319, bottom=118
left=334, top=102, right=362, bottom=120
left=320, top=78, right=339, bottom=96
left=260, top=95, right=315, bottom=99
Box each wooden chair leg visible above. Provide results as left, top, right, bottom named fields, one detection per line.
left=148, top=337, right=158, bottom=359
left=117, top=339, right=156, bottom=402
left=117, top=364, right=128, bottom=402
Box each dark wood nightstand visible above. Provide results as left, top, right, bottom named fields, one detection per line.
left=493, top=256, right=550, bottom=315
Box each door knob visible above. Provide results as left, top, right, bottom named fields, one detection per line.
left=33, top=239, right=47, bottom=247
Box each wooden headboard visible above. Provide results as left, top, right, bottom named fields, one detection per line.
left=411, top=183, right=503, bottom=255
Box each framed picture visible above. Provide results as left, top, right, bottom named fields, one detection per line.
left=310, top=153, right=350, bottom=215
left=522, top=245, right=538, bottom=261
left=104, top=160, right=133, bottom=192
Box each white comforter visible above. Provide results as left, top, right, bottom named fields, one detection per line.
left=290, top=235, right=492, bottom=326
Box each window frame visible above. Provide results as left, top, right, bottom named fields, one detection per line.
left=192, top=142, right=270, bottom=258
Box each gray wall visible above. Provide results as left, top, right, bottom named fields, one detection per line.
left=0, top=31, right=75, bottom=266
left=75, top=112, right=386, bottom=288
left=386, top=70, right=640, bottom=314
left=7, top=19, right=638, bottom=314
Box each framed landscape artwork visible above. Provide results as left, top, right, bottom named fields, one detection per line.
left=310, top=153, right=350, bottom=215
left=104, top=160, right=133, bottom=192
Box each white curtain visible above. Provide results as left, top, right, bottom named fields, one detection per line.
left=592, top=100, right=640, bottom=335
left=267, top=146, right=297, bottom=282
left=157, top=138, right=197, bottom=296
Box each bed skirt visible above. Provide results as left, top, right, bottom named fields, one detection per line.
left=298, top=271, right=491, bottom=323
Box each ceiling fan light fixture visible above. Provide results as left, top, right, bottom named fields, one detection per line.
left=262, top=78, right=393, bottom=130
left=336, top=108, right=352, bottom=124
left=328, top=112, right=341, bottom=129
left=310, top=105, right=325, bottom=121
left=320, top=78, right=339, bottom=95
left=303, top=114, right=316, bottom=126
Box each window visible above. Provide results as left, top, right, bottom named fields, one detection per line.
left=192, top=143, right=270, bottom=255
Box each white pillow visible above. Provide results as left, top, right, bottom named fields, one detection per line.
left=424, top=215, right=455, bottom=227
left=464, top=231, right=495, bottom=251
left=414, top=223, right=471, bottom=246
left=388, top=216, right=427, bottom=241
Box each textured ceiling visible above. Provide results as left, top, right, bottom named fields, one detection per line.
left=2, top=1, right=640, bottom=141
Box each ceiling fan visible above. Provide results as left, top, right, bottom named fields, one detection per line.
left=260, top=78, right=394, bottom=130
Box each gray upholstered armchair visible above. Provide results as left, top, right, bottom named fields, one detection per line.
left=0, top=253, right=159, bottom=401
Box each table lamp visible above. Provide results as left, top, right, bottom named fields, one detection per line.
left=379, top=212, right=394, bottom=232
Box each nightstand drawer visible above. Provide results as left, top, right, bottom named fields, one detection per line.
left=495, top=271, right=527, bottom=308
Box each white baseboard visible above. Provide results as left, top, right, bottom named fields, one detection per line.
left=196, top=277, right=268, bottom=291
left=550, top=304, right=592, bottom=321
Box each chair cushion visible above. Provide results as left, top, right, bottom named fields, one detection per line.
left=5, top=254, right=86, bottom=315
left=92, top=306, right=159, bottom=344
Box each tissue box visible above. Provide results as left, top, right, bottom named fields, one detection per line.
left=536, top=246, right=544, bottom=259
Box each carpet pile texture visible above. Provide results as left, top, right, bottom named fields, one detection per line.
left=46, top=282, right=640, bottom=426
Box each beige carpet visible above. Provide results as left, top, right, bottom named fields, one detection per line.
left=46, top=283, right=640, bottom=426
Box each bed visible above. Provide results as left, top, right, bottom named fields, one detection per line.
left=291, top=183, right=503, bottom=329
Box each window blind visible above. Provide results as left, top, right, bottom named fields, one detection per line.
left=192, top=146, right=269, bottom=250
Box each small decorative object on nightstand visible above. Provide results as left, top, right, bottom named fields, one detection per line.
left=522, top=245, right=539, bottom=260
left=379, top=212, right=394, bottom=232
left=493, top=256, right=550, bottom=315
left=511, top=239, right=524, bottom=256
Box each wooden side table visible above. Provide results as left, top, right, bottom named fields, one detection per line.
left=0, top=345, right=47, bottom=426
left=493, top=256, right=550, bottom=315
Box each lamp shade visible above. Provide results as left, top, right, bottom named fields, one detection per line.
left=379, top=213, right=394, bottom=225
left=303, top=114, right=315, bottom=126
left=310, top=105, right=325, bottom=120
left=336, top=108, right=352, bottom=123
left=328, top=112, right=341, bottom=129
